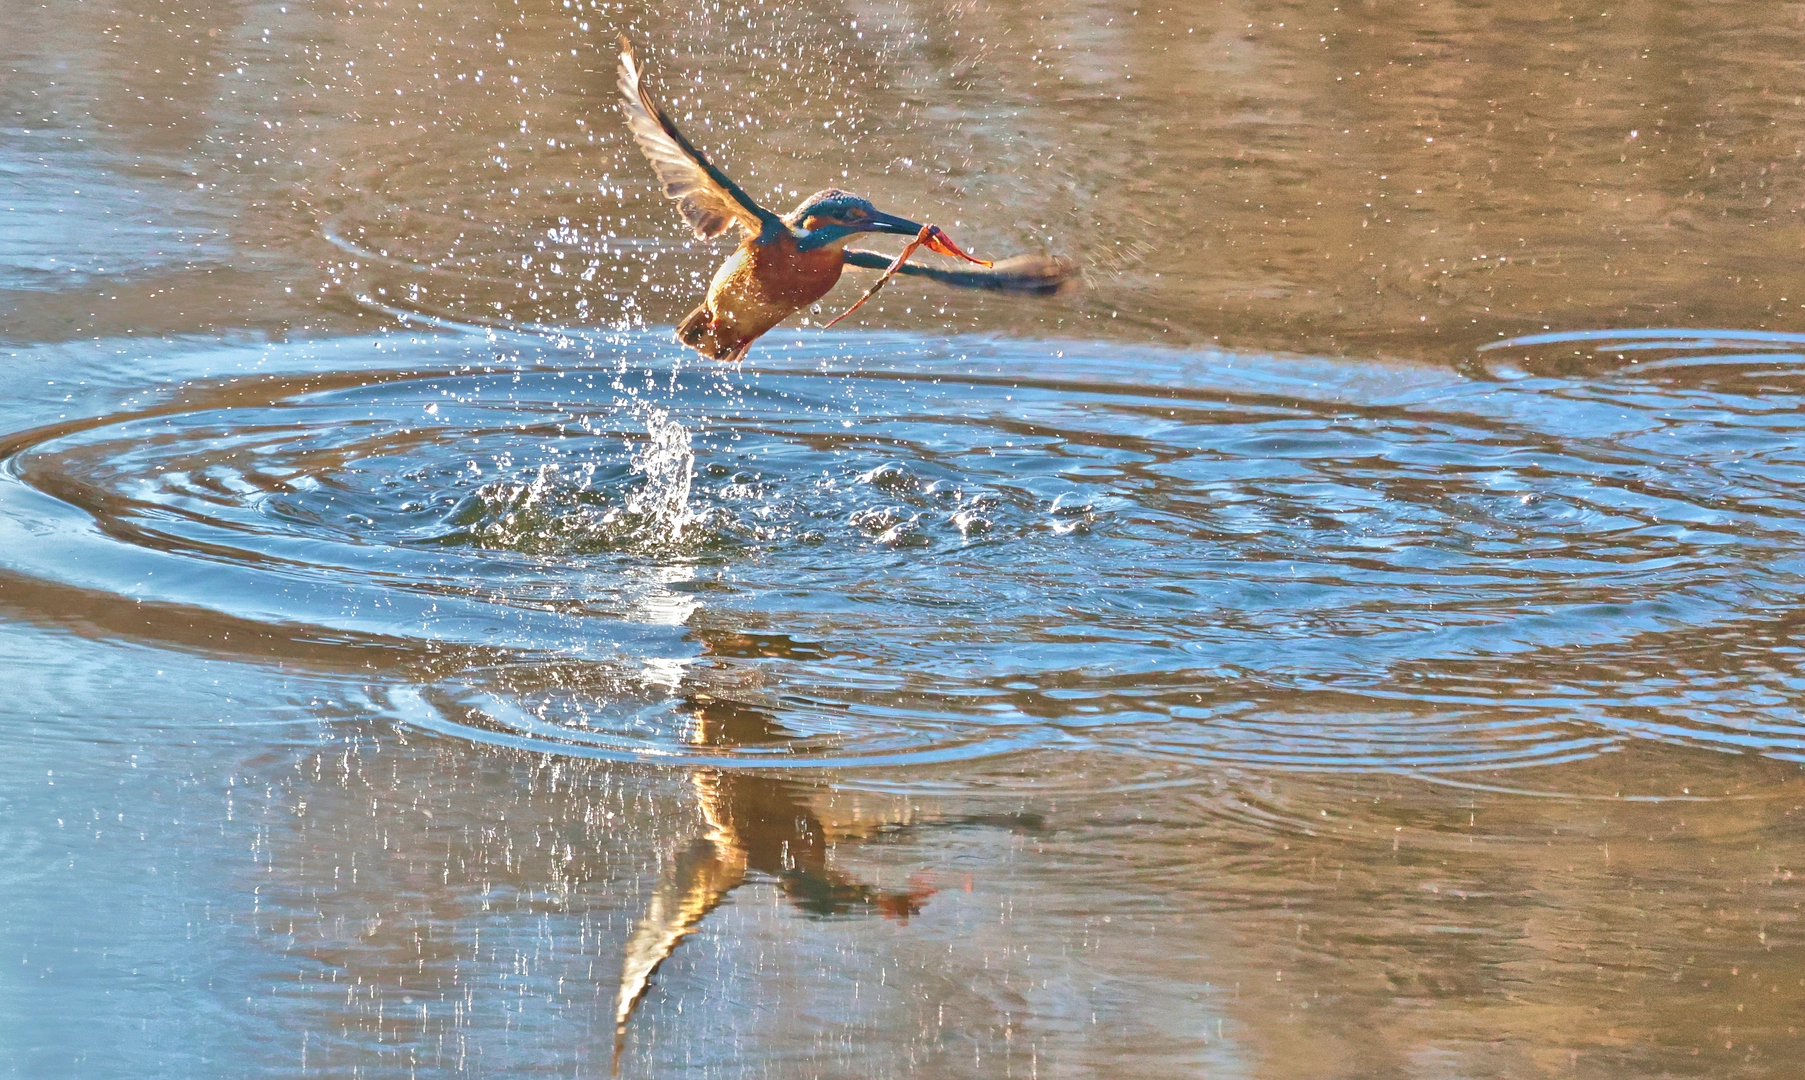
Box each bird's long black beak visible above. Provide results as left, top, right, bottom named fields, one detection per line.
left=866, top=209, right=926, bottom=236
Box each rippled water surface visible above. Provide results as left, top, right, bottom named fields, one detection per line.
left=7, top=2, right=1805, bottom=1077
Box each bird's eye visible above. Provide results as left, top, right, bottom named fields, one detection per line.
left=844, top=206, right=869, bottom=222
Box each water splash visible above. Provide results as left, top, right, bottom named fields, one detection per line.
left=624, top=407, right=697, bottom=542
left=12, top=330, right=1805, bottom=774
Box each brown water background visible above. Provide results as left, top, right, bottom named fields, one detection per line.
left=5, top=1, right=1805, bottom=1077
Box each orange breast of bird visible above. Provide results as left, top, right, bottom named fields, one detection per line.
left=704, top=232, right=846, bottom=347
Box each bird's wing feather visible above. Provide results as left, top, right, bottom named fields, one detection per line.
left=618, top=39, right=779, bottom=240
left=844, top=249, right=1078, bottom=295
left=613, top=837, right=745, bottom=1068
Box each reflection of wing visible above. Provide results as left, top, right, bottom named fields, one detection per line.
left=617, top=39, right=779, bottom=240
left=613, top=837, right=747, bottom=1071
left=844, top=249, right=1078, bottom=295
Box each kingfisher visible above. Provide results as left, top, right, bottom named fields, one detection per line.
left=617, top=38, right=1075, bottom=362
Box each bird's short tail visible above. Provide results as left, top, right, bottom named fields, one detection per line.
left=675, top=305, right=713, bottom=349
left=675, top=305, right=748, bottom=361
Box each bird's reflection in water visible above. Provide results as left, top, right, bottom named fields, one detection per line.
left=612, top=663, right=935, bottom=1070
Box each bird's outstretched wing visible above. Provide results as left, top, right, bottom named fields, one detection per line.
left=844, top=250, right=1078, bottom=295
left=613, top=837, right=745, bottom=1070
left=618, top=38, right=780, bottom=240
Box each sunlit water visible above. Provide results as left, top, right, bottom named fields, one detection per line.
left=13, top=328, right=1805, bottom=775
left=8, top=1, right=1805, bottom=1077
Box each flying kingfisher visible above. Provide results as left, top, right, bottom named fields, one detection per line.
left=617, top=38, right=1075, bottom=363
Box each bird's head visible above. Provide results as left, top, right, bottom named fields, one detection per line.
left=787, top=189, right=925, bottom=251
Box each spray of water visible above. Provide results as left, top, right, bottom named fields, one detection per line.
left=624, top=407, right=697, bottom=541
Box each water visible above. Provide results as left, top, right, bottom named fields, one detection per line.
left=6, top=2, right=1805, bottom=1077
